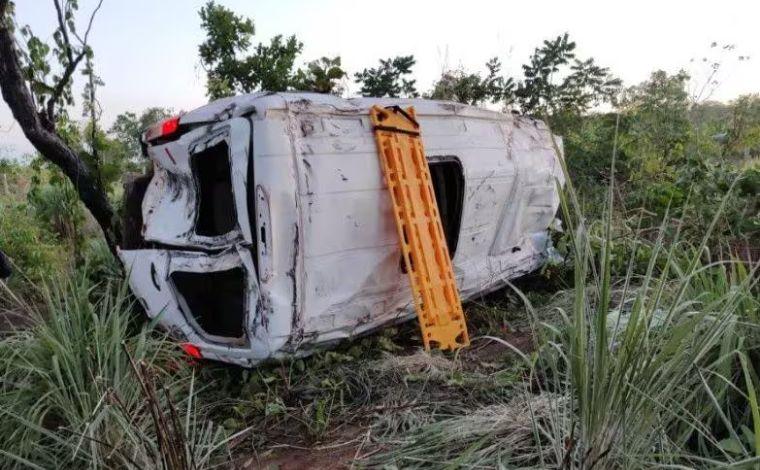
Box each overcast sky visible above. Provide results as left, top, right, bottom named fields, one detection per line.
left=1, top=0, right=758, bottom=157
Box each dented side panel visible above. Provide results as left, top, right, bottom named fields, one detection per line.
left=142, top=118, right=253, bottom=249
left=249, top=111, right=301, bottom=352
left=291, top=108, right=559, bottom=350
left=119, top=247, right=266, bottom=366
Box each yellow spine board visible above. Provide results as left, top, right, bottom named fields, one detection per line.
left=370, top=105, right=469, bottom=351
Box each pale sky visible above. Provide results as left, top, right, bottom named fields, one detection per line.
left=1, top=0, right=758, bottom=157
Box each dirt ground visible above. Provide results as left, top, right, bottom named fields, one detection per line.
left=235, top=425, right=370, bottom=470
left=230, top=323, right=536, bottom=469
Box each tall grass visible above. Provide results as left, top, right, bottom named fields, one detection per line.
left=0, top=273, right=238, bottom=469
left=373, top=130, right=760, bottom=468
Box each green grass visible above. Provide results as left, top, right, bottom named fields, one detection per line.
left=0, top=274, right=237, bottom=469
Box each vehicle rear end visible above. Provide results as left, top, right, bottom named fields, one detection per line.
left=119, top=100, right=299, bottom=366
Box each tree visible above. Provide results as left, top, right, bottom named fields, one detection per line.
left=354, top=55, right=418, bottom=98
left=198, top=0, right=255, bottom=99
left=428, top=57, right=513, bottom=106
left=723, top=94, right=760, bottom=158
left=291, top=56, right=346, bottom=95
left=620, top=70, right=691, bottom=164
left=198, top=1, right=344, bottom=99
left=0, top=0, right=120, bottom=255
left=424, top=34, right=619, bottom=123
left=514, top=33, right=621, bottom=117
left=81, top=48, right=104, bottom=187
left=109, top=107, right=174, bottom=161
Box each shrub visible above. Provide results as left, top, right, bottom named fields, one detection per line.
left=26, top=178, right=86, bottom=248
left=0, top=201, right=68, bottom=297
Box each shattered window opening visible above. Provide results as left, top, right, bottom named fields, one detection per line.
left=170, top=267, right=247, bottom=343
left=429, top=157, right=465, bottom=257
left=400, top=158, right=464, bottom=273
left=192, top=140, right=237, bottom=237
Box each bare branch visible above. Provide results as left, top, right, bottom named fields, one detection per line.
left=71, top=0, right=103, bottom=46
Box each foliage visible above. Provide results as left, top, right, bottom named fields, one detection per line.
left=1, top=0, right=121, bottom=254
left=77, top=237, right=122, bottom=283
left=354, top=55, right=418, bottom=98
left=15, top=0, right=92, bottom=114
left=109, top=107, right=174, bottom=161
left=81, top=123, right=135, bottom=189
left=31, top=108, right=141, bottom=195
left=291, top=56, right=346, bottom=95
left=198, top=1, right=345, bottom=99
left=0, top=200, right=67, bottom=296
left=723, top=94, right=760, bottom=158
left=197, top=0, right=255, bottom=99
left=563, top=112, right=629, bottom=188
left=428, top=57, right=513, bottom=105
left=536, top=171, right=752, bottom=468
left=237, top=33, right=303, bottom=94
left=2, top=8, right=759, bottom=467
left=425, top=33, right=620, bottom=128
left=27, top=175, right=84, bottom=245
left=514, top=33, right=621, bottom=118
left=620, top=70, right=692, bottom=165
left=560, top=69, right=758, bottom=253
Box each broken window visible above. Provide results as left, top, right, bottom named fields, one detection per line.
left=192, top=141, right=237, bottom=237
left=171, top=267, right=247, bottom=342
left=429, top=157, right=465, bottom=257
left=400, top=157, right=465, bottom=273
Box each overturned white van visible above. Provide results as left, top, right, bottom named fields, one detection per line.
left=119, top=92, right=564, bottom=366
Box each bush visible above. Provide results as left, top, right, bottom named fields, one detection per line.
left=0, top=200, right=68, bottom=297
left=563, top=112, right=630, bottom=189
left=26, top=178, right=86, bottom=248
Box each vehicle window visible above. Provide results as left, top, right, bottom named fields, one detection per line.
left=171, top=267, right=247, bottom=342
left=429, top=158, right=465, bottom=257
left=192, top=140, right=237, bottom=237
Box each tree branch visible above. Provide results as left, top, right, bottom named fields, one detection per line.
left=45, top=47, right=85, bottom=124
left=0, top=0, right=121, bottom=256
left=71, top=0, right=103, bottom=46
left=45, top=0, right=103, bottom=124
left=53, top=0, right=74, bottom=64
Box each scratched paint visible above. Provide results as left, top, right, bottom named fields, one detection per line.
left=119, top=93, right=564, bottom=366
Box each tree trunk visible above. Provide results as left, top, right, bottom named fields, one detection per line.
left=0, top=0, right=121, bottom=257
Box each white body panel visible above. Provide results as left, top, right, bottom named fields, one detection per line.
left=119, top=93, right=564, bottom=366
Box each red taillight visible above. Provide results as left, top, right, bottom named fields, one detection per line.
left=180, top=343, right=203, bottom=359
left=143, top=116, right=181, bottom=142
left=161, top=116, right=180, bottom=136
